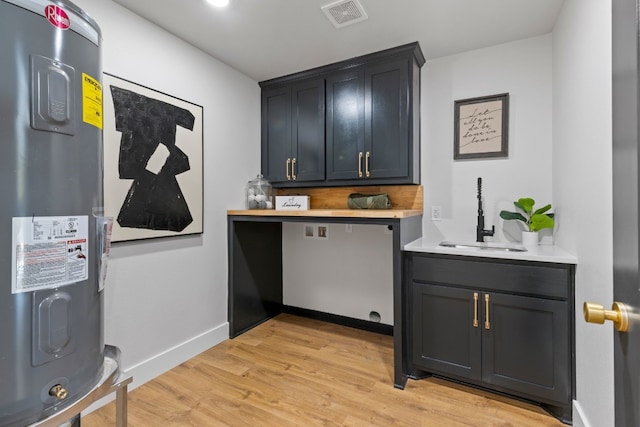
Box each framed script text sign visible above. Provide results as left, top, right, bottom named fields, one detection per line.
left=454, top=93, right=509, bottom=160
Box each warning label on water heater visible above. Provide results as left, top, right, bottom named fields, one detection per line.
left=11, top=215, right=89, bottom=294
left=82, top=73, right=103, bottom=129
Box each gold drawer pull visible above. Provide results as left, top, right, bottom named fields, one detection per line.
left=473, top=292, right=479, bottom=328
left=484, top=294, right=490, bottom=330
left=286, top=158, right=291, bottom=180
left=292, top=158, right=297, bottom=180
left=358, top=152, right=363, bottom=178
left=365, top=151, right=371, bottom=177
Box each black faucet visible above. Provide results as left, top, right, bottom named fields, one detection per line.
left=476, top=177, right=495, bottom=242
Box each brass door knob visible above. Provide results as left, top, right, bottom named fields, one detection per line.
left=583, top=301, right=629, bottom=332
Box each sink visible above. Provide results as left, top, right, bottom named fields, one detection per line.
left=439, top=241, right=528, bottom=252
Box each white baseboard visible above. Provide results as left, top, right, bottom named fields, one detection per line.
left=572, top=400, right=590, bottom=427
left=82, top=322, right=229, bottom=415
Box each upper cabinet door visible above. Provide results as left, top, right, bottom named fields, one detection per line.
left=364, top=59, right=410, bottom=180
left=291, top=79, right=325, bottom=183
left=326, top=69, right=365, bottom=181
left=261, top=86, right=292, bottom=184
left=261, top=80, right=325, bottom=185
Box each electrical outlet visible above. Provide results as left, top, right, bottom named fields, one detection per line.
left=303, top=224, right=329, bottom=240
left=431, top=206, right=442, bottom=221
left=316, top=225, right=329, bottom=239
left=345, top=224, right=352, bottom=233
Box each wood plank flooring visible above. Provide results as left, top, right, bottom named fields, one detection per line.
left=83, top=314, right=565, bottom=426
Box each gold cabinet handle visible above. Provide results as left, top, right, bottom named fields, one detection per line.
left=358, top=152, right=363, bottom=178
left=584, top=301, right=629, bottom=332
left=365, top=151, right=371, bottom=177
left=484, top=294, right=490, bottom=330
left=473, top=292, right=479, bottom=328
left=286, top=158, right=291, bottom=181
left=292, top=158, right=297, bottom=181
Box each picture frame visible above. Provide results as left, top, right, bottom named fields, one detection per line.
left=454, top=93, right=509, bottom=160
left=102, top=73, right=204, bottom=242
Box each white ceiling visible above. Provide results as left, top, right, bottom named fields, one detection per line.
left=112, top=0, right=565, bottom=82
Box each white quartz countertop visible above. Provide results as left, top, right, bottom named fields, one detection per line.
left=404, top=237, right=577, bottom=264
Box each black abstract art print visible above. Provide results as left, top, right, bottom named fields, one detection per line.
left=103, top=74, right=203, bottom=242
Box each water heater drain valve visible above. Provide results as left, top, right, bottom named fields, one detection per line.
left=49, top=384, right=68, bottom=400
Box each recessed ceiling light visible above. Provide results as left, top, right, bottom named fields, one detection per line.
left=206, top=0, right=229, bottom=7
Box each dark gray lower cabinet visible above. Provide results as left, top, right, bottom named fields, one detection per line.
left=406, top=253, right=575, bottom=424
left=412, top=284, right=482, bottom=380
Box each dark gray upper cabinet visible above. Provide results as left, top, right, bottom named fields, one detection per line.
left=364, top=59, right=410, bottom=181
left=261, top=86, right=291, bottom=184
left=261, top=79, right=325, bottom=185
left=260, top=42, right=424, bottom=188
left=326, top=68, right=364, bottom=181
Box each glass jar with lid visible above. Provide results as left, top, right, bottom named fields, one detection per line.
left=246, top=174, right=273, bottom=209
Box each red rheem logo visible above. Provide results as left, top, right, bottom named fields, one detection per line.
left=44, top=5, right=70, bottom=29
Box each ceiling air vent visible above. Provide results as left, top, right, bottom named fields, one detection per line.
left=321, top=0, right=368, bottom=29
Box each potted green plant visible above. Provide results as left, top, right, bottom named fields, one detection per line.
left=499, top=197, right=554, bottom=246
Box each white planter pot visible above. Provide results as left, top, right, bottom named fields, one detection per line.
left=522, top=231, right=539, bottom=247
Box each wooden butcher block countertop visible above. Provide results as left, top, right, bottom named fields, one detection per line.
left=228, top=185, right=423, bottom=219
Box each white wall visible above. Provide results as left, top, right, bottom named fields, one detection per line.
left=285, top=35, right=555, bottom=322
left=72, top=0, right=260, bottom=391
left=283, top=223, right=393, bottom=324
left=423, top=35, right=554, bottom=243
left=552, top=0, right=614, bottom=426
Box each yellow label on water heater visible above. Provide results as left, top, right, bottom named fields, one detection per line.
left=82, top=73, right=103, bottom=129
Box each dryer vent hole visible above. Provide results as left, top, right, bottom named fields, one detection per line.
left=369, top=311, right=381, bottom=323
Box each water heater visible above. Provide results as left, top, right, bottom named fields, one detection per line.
left=0, top=1, right=106, bottom=425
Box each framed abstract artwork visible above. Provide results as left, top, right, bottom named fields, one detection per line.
left=102, top=73, right=203, bottom=242
left=454, top=93, right=509, bottom=160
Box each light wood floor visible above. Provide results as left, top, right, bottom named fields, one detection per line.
left=83, top=314, right=565, bottom=426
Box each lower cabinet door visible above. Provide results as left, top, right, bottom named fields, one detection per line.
left=412, top=283, right=481, bottom=381
left=482, top=292, right=570, bottom=403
